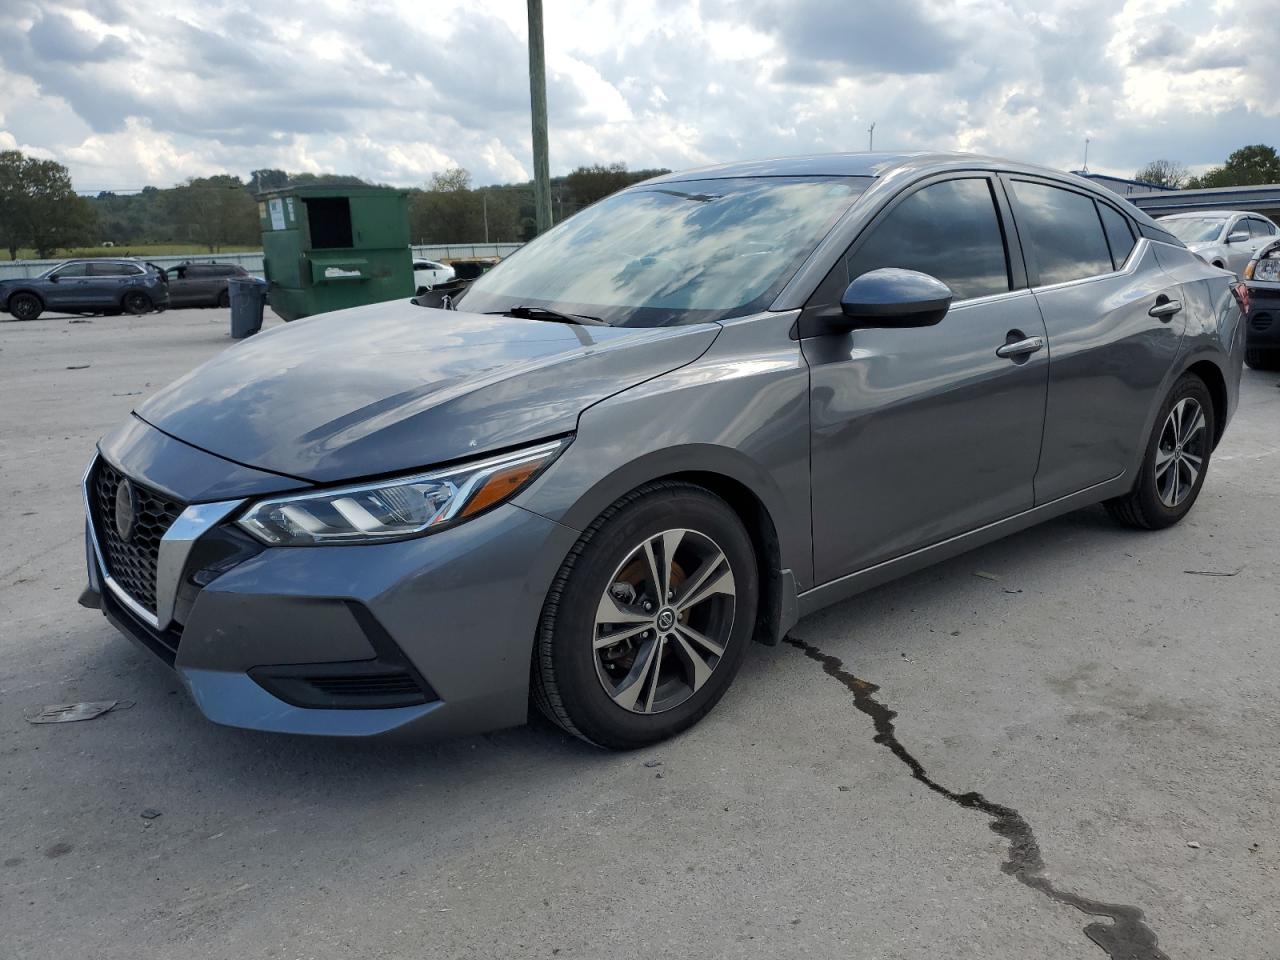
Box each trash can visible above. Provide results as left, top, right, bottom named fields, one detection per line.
left=256, top=185, right=414, bottom=322
left=229, top=276, right=268, bottom=339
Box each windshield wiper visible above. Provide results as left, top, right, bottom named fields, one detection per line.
left=488, top=305, right=610, bottom=327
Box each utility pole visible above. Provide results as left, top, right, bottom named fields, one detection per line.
left=1083, top=138, right=1091, bottom=173
left=527, top=0, right=553, bottom=235
left=868, top=121, right=876, bottom=152
left=482, top=190, right=489, bottom=243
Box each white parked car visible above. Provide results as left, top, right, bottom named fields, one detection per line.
left=1158, top=210, right=1278, bottom=275
left=412, top=259, right=456, bottom=293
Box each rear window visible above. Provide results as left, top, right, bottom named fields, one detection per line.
left=1011, top=181, right=1114, bottom=285
left=88, top=262, right=141, bottom=277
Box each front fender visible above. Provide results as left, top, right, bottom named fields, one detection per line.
left=515, top=310, right=814, bottom=589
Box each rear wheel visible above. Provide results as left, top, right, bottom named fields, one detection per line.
left=122, top=291, right=152, bottom=315
left=533, top=481, right=758, bottom=749
left=1245, top=347, right=1280, bottom=371
left=8, top=293, right=42, bottom=321
left=1106, top=373, right=1214, bottom=529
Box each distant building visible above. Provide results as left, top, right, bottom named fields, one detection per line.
left=1075, top=171, right=1280, bottom=223
left=1073, top=172, right=1176, bottom=196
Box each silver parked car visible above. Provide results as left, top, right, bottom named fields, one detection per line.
left=81, top=153, right=1246, bottom=748
left=1159, top=209, right=1279, bottom=275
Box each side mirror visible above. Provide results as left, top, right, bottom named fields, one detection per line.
left=48, top=274, right=60, bottom=282
left=839, top=268, right=953, bottom=329
left=1227, top=230, right=1249, bottom=244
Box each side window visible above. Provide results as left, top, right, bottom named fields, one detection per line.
left=845, top=178, right=1010, bottom=301
left=88, top=262, right=123, bottom=277
left=1098, top=203, right=1136, bottom=270
left=120, top=263, right=143, bottom=276
left=52, top=263, right=88, bottom=278
left=1010, top=180, right=1113, bottom=285
left=1250, top=218, right=1274, bottom=238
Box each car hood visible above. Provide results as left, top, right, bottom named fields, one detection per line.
left=136, top=301, right=719, bottom=482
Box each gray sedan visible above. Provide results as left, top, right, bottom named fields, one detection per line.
left=81, top=152, right=1245, bottom=748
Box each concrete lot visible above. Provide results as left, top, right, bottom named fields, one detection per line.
left=1, top=307, right=1278, bottom=960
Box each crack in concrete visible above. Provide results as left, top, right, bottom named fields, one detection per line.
left=786, top=635, right=1171, bottom=960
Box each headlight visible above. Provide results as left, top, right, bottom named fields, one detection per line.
left=236, top=438, right=567, bottom=546
left=1252, top=257, right=1280, bottom=282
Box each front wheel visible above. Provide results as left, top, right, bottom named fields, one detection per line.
left=532, top=482, right=758, bottom=749
left=1106, top=373, right=1214, bottom=529
left=8, top=293, right=42, bottom=321
left=122, top=291, right=153, bottom=315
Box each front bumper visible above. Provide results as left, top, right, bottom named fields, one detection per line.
left=83, top=422, right=579, bottom=738
left=1245, top=282, right=1280, bottom=350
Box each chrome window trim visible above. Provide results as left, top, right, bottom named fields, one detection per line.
left=1026, top=237, right=1150, bottom=296
left=82, top=455, right=244, bottom=631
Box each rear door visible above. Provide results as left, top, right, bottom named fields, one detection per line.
left=1004, top=177, right=1187, bottom=503
left=803, top=174, right=1050, bottom=582
left=86, top=261, right=134, bottom=308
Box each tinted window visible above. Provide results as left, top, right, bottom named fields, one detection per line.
left=50, top=263, right=88, bottom=278
left=1098, top=204, right=1136, bottom=270
left=845, top=178, right=1010, bottom=301
left=88, top=262, right=121, bottom=276
left=1249, top=218, right=1275, bottom=237
left=1011, top=181, right=1113, bottom=285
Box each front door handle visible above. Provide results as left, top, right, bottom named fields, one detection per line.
left=1149, top=296, right=1182, bottom=320
left=995, top=335, right=1045, bottom=359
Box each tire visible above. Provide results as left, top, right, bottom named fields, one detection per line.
left=1245, top=347, right=1280, bottom=371
left=217, top=289, right=230, bottom=309
left=1106, top=373, right=1215, bottom=530
left=8, top=293, right=42, bottom=322
left=122, top=291, right=152, bottom=315
left=532, top=481, right=759, bottom=749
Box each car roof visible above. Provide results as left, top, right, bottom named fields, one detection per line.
left=640, top=151, right=1089, bottom=184
left=1160, top=210, right=1253, bottom=219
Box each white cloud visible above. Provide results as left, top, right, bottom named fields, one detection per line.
left=0, top=0, right=1274, bottom=193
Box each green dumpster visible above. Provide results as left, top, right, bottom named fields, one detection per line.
left=257, top=185, right=414, bottom=322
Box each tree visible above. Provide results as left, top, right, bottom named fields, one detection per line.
left=0, top=150, right=23, bottom=259
left=167, top=175, right=258, bottom=252
left=248, top=168, right=289, bottom=196
left=0, top=151, right=97, bottom=258
left=1186, top=144, right=1280, bottom=189
left=1134, top=160, right=1189, bottom=189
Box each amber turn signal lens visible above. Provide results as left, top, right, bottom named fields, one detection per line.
left=458, top=460, right=546, bottom=518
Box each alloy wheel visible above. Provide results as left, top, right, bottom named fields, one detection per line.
left=593, top=528, right=736, bottom=715
left=1155, top=397, right=1207, bottom=508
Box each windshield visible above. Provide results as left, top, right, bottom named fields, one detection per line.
left=458, top=176, right=870, bottom=326
left=1162, top=217, right=1226, bottom=243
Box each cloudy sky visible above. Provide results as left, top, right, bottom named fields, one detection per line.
left=0, top=0, right=1273, bottom=192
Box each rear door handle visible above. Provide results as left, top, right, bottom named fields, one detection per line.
left=1149, top=297, right=1182, bottom=320
left=995, top=335, right=1045, bottom=359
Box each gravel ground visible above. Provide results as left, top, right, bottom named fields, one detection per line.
left=2, top=307, right=1278, bottom=960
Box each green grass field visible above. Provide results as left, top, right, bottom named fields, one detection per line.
left=7, top=244, right=260, bottom=261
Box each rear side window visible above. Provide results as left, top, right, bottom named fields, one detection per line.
left=845, top=178, right=1010, bottom=301
left=89, top=262, right=123, bottom=276
left=1011, top=181, right=1113, bottom=285
left=1098, top=204, right=1136, bottom=270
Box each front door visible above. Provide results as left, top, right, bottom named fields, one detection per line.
left=802, top=175, right=1049, bottom=583
left=43, top=262, right=92, bottom=310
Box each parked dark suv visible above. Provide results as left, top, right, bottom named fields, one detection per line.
left=0, top=259, right=169, bottom=321
left=164, top=262, right=249, bottom=308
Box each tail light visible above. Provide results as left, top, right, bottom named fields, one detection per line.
left=1231, top=281, right=1251, bottom=316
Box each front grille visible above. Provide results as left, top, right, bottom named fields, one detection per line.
left=91, top=460, right=184, bottom=614
left=1250, top=311, right=1274, bottom=332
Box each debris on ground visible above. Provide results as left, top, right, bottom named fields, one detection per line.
left=642, top=758, right=662, bottom=768
left=24, top=699, right=135, bottom=724
left=1184, top=566, right=1245, bottom=577
left=1186, top=840, right=1201, bottom=849
left=141, top=809, right=162, bottom=820
left=65, top=364, right=90, bottom=370
left=67, top=319, right=92, bottom=324
left=900, top=652, right=915, bottom=662
left=973, top=571, right=1000, bottom=581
